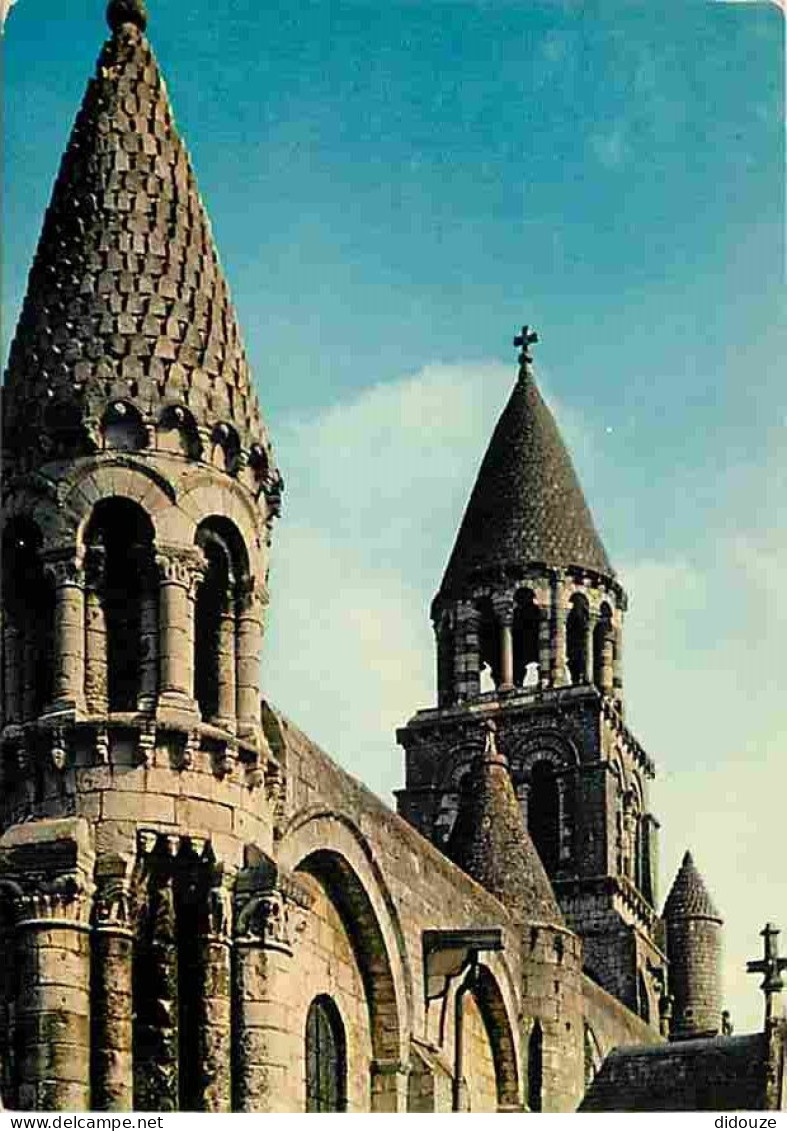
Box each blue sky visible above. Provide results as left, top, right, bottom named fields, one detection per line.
left=4, top=0, right=785, bottom=1033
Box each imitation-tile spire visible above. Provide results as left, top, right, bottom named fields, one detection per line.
left=3, top=0, right=277, bottom=493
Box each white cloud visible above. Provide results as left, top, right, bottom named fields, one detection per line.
left=0, top=0, right=17, bottom=31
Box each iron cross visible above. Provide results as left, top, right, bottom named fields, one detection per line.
left=514, top=325, right=539, bottom=366
left=746, top=922, right=787, bottom=1026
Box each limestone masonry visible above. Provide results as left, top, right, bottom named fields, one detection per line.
left=1, top=0, right=784, bottom=1114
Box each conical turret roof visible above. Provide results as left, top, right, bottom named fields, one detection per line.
left=663, top=851, right=722, bottom=922
left=447, top=723, right=564, bottom=926
left=440, top=357, right=612, bottom=597
left=3, top=1, right=274, bottom=475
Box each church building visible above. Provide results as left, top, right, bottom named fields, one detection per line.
left=1, top=0, right=784, bottom=1113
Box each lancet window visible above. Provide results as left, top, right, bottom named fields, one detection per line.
left=305, top=995, right=347, bottom=1112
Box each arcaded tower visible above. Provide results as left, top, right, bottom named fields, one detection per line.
left=1, top=0, right=282, bottom=1110
left=663, top=851, right=724, bottom=1040
left=398, top=328, right=666, bottom=1024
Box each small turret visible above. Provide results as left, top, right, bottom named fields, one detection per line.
left=663, top=850, right=724, bottom=1040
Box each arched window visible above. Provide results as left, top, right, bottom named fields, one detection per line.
left=637, top=971, right=651, bottom=1024
left=476, top=596, right=499, bottom=693
left=528, top=761, right=560, bottom=874
left=512, top=589, right=540, bottom=688
left=305, top=996, right=347, bottom=1113
left=566, top=593, right=589, bottom=685
left=194, top=518, right=249, bottom=728
left=101, top=401, right=147, bottom=452
left=527, top=1020, right=543, bottom=1113
left=85, top=500, right=157, bottom=712
left=157, top=405, right=201, bottom=460
left=2, top=518, right=54, bottom=724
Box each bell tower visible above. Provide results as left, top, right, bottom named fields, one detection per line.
left=0, top=4, right=284, bottom=1109
left=397, top=328, right=666, bottom=1023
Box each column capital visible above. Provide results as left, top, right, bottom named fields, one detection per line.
left=155, top=546, right=205, bottom=591
left=93, top=857, right=136, bottom=936
left=43, top=554, right=85, bottom=589
left=234, top=855, right=313, bottom=954
left=236, top=575, right=269, bottom=614
left=13, top=875, right=93, bottom=930
left=491, top=592, right=514, bottom=625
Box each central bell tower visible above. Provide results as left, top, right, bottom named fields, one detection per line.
left=397, top=328, right=666, bottom=1024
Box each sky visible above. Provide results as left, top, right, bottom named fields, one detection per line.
left=3, top=0, right=785, bottom=1035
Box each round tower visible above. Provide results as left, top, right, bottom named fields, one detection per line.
left=0, top=7, right=284, bottom=1108
left=663, top=850, right=724, bottom=1040
left=448, top=723, right=585, bottom=1112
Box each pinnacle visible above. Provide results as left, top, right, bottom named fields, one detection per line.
left=664, top=850, right=722, bottom=922
left=107, top=0, right=148, bottom=33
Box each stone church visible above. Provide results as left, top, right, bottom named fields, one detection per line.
left=1, top=0, right=784, bottom=1114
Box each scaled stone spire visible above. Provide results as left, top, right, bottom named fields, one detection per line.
left=447, top=722, right=564, bottom=926
left=664, top=850, right=722, bottom=922
left=3, top=0, right=275, bottom=482
left=439, top=338, right=612, bottom=597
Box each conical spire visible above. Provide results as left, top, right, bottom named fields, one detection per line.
left=447, top=722, right=564, bottom=925
left=3, top=2, right=274, bottom=477
left=663, top=850, right=722, bottom=921
left=440, top=329, right=612, bottom=597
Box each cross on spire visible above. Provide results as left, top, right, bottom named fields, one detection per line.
left=513, top=324, right=539, bottom=370
left=746, top=922, right=787, bottom=1027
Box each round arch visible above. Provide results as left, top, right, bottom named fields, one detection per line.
left=277, top=810, right=412, bottom=1070
left=473, top=959, right=522, bottom=1110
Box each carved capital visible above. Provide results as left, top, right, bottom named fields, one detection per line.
left=93, top=872, right=134, bottom=934
left=155, top=548, right=205, bottom=593
left=201, top=878, right=232, bottom=943
left=43, top=555, right=84, bottom=589
left=236, top=576, right=269, bottom=616
left=14, top=876, right=92, bottom=928
left=234, top=855, right=313, bottom=954
left=491, top=592, right=514, bottom=626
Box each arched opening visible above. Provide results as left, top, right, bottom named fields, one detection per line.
left=101, top=401, right=147, bottom=452
left=305, top=995, right=347, bottom=1112
left=527, top=1020, right=543, bottom=1113
left=85, top=499, right=157, bottom=712
left=512, top=589, right=540, bottom=688
left=209, top=423, right=241, bottom=474
left=637, top=971, right=651, bottom=1024
left=472, top=965, right=521, bottom=1112
left=528, top=761, right=560, bottom=874
left=476, top=596, right=499, bottom=693
left=157, top=405, right=201, bottom=460
left=593, top=602, right=614, bottom=693
left=194, top=518, right=249, bottom=729
left=1, top=518, right=54, bottom=724
left=435, top=611, right=456, bottom=707
left=566, top=593, right=589, bottom=685
left=583, top=1021, right=603, bottom=1087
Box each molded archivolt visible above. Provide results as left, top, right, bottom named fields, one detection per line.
left=278, top=810, right=412, bottom=1067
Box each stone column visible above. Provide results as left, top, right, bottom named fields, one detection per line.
left=2, top=618, right=22, bottom=726
left=494, top=597, right=514, bottom=691
left=612, top=622, right=624, bottom=707
left=13, top=881, right=93, bottom=1111
left=0, top=891, right=17, bottom=1108
left=584, top=612, right=596, bottom=684
left=84, top=546, right=108, bottom=716
left=196, top=877, right=233, bottom=1111
left=134, top=868, right=179, bottom=1111
left=214, top=588, right=237, bottom=732
left=22, top=622, right=38, bottom=722
left=91, top=863, right=134, bottom=1111
left=598, top=622, right=615, bottom=696
left=552, top=586, right=570, bottom=688
left=233, top=868, right=312, bottom=1113
left=156, top=550, right=202, bottom=716
left=371, top=1058, right=410, bottom=1113
left=138, top=565, right=159, bottom=711
left=44, top=557, right=86, bottom=715
left=537, top=605, right=551, bottom=688
left=236, top=580, right=266, bottom=746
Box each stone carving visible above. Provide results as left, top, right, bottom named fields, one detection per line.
left=15, top=875, right=90, bottom=926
